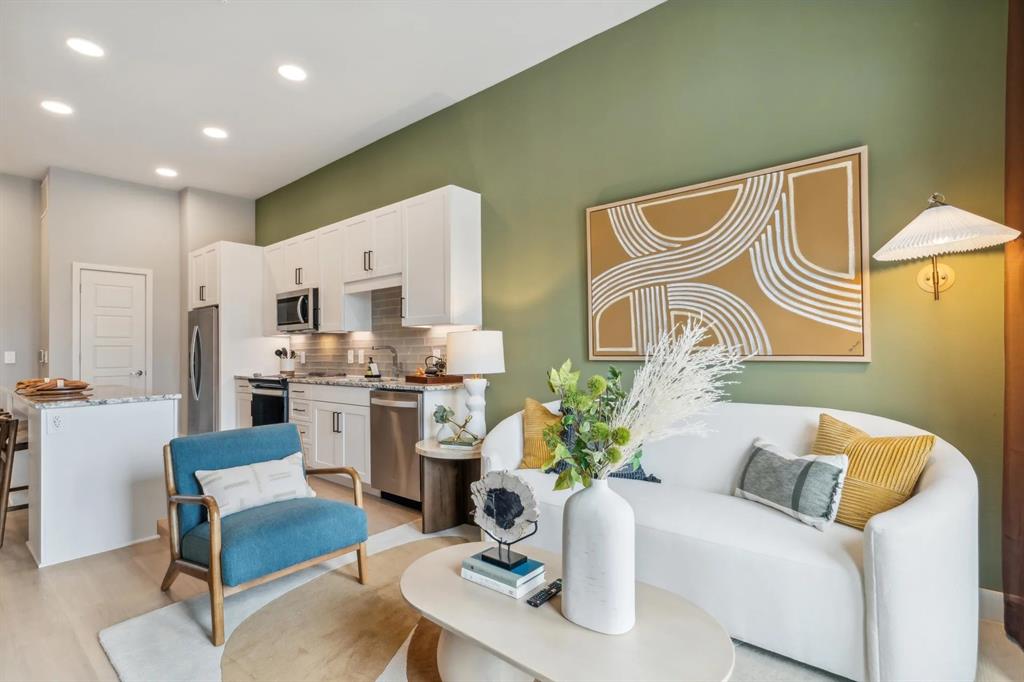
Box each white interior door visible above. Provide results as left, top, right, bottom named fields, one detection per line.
left=79, top=268, right=148, bottom=390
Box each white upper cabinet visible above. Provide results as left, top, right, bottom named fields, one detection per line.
left=188, top=244, right=220, bottom=310
left=370, top=205, right=403, bottom=277
left=317, top=221, right=370, bottom=333
left=286, top=232, right=319, bottom=289
left=343, top=215, right=374, bottom=282
left=317, top=222, right=345, bottom=332
left=401, top=186, right=481, bottom=327
left=264, top=234, right=320, bottom=296
left=344, top=205, right=403, bottom=283
left=263, top=184, right=481, bottom=330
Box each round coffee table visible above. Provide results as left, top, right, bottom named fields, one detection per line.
left=401, top=541, right=735, bottom=682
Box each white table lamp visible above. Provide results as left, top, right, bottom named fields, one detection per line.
left=874, top=193, right=1020, bottom=299
left=446, top=330, right=504, bottom=438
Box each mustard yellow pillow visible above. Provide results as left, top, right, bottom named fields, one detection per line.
left=521, top=399, right=560, bottom=469
left=812, top=413, right=935, bottom=529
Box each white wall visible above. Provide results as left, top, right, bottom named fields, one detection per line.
left=180, top=187, right=254, bottom=250
left=44, top=168, right=181, bottom=393
left=178, top=188, right=255, bottom=430
left=0, top=173, right=41, bottom=406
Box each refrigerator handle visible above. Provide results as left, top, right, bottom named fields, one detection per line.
left=190, top=324, right=201, bottom=401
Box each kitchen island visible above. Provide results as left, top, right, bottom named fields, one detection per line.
left=14, top=386, right=180, bottom=567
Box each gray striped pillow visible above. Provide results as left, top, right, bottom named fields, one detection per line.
left=735, top=438, right=848, bottom=530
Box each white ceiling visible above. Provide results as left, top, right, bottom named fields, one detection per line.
left=0, top=0, right=660, bottom=199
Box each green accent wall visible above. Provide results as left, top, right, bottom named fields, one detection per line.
left=257, top=0, right=1009, bottom=588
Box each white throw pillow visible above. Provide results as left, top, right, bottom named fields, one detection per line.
left=195, top=452, right=315, bottom=518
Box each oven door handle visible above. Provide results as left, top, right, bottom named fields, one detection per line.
left=251, top=388, right=285, bottom=397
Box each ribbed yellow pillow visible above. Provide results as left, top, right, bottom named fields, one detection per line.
left=812, top=413, right=935, bottom=529
left=521, top=399, right=560, bottom=469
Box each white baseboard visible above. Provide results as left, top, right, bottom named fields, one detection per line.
left=981, top=588, right=1004, bottom=622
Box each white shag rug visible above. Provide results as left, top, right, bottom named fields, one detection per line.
left=99, top=522, right=842, bottom=682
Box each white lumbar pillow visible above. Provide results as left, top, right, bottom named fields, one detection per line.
left=195, top=452, right=315, bottom=518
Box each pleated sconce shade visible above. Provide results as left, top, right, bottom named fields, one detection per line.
left=874, top=200, right=1020, bottom=262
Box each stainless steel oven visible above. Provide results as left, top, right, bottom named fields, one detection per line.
left=249, top=377, right=288, bottom=426
left=276, top=288, right=319, bottom=333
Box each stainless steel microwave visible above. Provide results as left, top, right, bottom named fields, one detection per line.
left=276, top=288, right=319, bottom=333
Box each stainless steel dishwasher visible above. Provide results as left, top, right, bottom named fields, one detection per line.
left=370, top=389, right=423, bottom=503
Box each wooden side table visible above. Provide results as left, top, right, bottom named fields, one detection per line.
left=416, top=438, right=481, bottom=534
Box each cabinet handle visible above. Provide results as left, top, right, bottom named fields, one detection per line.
left=298, top=267, right=303, bottom=285
left=333, top=412, right=341, bottom=433
left=362, top=251, right=368, bottom=272
left=293, top=406, right=306, bottom=413
left=295, top=268, right=300, bottom=285
left=401, top=296, right=406, bottom=318
left=199, top=285, right=205, bottom=302
left=368, top=250, right=373, bottom=271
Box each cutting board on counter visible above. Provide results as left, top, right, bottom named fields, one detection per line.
left=404, top=374, right=463, bottom=385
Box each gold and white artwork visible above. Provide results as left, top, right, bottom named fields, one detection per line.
left=587, top=147, right=870, bottom=362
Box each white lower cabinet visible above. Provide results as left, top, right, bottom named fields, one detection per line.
left=235, top=394, right=253, bottom=428
left=311, top=400, right=370, bottom=484
left=235, top=379, right=253, bottom=428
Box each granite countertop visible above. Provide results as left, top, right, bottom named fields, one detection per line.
left=236, top=373, right=463, bottom=392
left=14, top=386, right=182, bottom=410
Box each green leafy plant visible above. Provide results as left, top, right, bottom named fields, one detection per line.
left=542, top=322, right=745, bottom=491
left=541, top=360, right=634, bottom=490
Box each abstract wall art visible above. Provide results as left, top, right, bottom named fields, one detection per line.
left=587, top=147, right=870, bottom=362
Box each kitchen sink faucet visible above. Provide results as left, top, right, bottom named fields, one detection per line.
left=372, top=345, right=400, bottom=377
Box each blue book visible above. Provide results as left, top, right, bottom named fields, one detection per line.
left=462, top=553, right=544, bottom=587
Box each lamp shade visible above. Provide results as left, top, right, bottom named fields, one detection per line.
left=446, top=330, right=505, bottom=375
left=874, top=196, right=1020, bottom=262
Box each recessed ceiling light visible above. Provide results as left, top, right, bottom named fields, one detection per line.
left=155, top=167, right=178, bottom=178
left=202, top=126, right=228, bottom=139
left=277, top=64, right=307, bottom=82
left=40, top=100, right=73, bottom=115
left=66, top=37, right=104, bottom=57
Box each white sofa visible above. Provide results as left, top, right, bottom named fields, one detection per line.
left=482, top=401, right=978, bottom=682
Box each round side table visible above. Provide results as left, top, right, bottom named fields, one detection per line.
left=415, top=438, right=481, bottom=533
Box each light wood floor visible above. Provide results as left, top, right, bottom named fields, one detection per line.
left=1, top=481, right=1021, bottom=681
left=0, top=478, right=419, bottom=682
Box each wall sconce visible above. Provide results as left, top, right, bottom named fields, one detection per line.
left=873, top=193, right=1020, bottom=300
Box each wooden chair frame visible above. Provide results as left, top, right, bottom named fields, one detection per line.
left=0, top=418, right=20, bottom=549
left=160, top=444, right=367, bottom=645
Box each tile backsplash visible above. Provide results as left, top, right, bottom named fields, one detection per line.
left=289, top=286, right=451, bottom=376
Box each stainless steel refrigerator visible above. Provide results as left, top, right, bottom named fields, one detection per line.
left=187, top=306, right=219, bottom=434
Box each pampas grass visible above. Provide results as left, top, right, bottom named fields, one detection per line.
left=606, top=321, right=744, bottom=476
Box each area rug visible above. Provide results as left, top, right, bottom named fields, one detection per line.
left=101, top=521, right=843, bottom=681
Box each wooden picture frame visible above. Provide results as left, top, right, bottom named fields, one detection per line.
left=586, top=146, right=871, bottom=362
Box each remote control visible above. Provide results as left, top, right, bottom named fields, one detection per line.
left=527, top=578, right=562, bottom=607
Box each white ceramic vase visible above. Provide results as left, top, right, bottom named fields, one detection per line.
left=561, top=478, right=636, bottom=634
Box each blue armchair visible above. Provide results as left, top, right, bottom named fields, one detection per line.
left=160, top=424, right=368, bottom=645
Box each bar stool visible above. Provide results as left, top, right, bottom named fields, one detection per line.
left=0, top=416, right=20, bottom=548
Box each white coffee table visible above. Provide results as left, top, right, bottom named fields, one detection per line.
left=400, top=542, right=735, bottom=682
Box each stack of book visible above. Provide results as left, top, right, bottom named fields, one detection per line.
left=460, top=551, right=545, bottom=599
